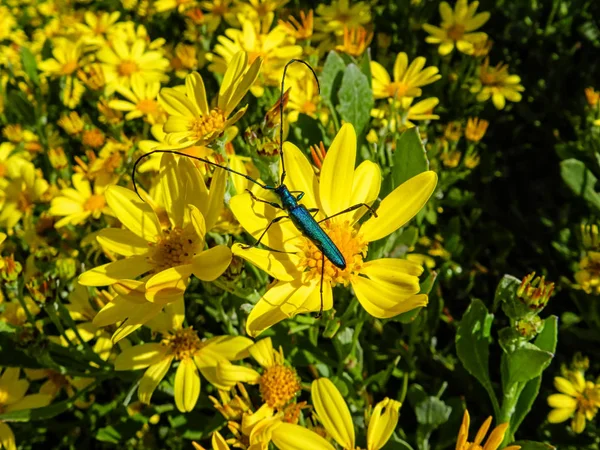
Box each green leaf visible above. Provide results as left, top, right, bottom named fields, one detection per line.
left=96, top=426, right=122, bottom=443
left=21, top=47, right=40, bottom=86
left=415, top=397, right=452, bottom=427
left=391, top=127, right=430, bottom=189
left=510, top=316, right=558, bottom=433
left=337, top=63, right=373, bottom=136
left=456, top=299, right=499, bottom=414
left=358, top=48, right=372, bottom=87
left=505, top=342, right=553, bottom=386
left=320, top=50, right=346, bottom=105
left=493, top=274, right=521, bottom=314
left=560, top=159, right=600, bottom=213
left=512, top=441, right=556, bottom=450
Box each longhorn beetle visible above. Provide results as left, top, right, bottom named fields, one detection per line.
left=132, top=59, right=377, bottom=317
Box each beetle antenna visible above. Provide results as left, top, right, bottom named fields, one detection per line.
left=279, top=59, right=320, bottom=186
left=132, top=149, right=271, bottom=202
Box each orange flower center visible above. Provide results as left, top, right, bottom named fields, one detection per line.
left=297, top=219, right=368, bottom=287
left=62, top=60, right=79, bottom=75
left=118, top=60, right=138, bottom=76
left=190, top=109, right=226, bottom=142
left=259, top=364, right=300, bottom=409
left=82, top=129, right=106, bottom=149
left=577, top=383, right=600, bottom=414
left=162, top=327, right=202, bottom=360
left=137, top=99, right=159, bottom=115
left=0, top=163, right=6, bottom=178
left=386, top=82, right=409, bottom=99
left=302, top=100, right=317, bottom=116
left=84, top=194, right=106, bottom=212
left=447, top=24, right=465, bottom=41
left=148, top=227, right=199, bottom=272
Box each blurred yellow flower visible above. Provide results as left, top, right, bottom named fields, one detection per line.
left=465, top=117, right=489, bottom=142
left=208, top=20, right=300, bottom=97
left=371, top=52, right=441, bottom=100
left=279, top=10, right=314, bottom=40
left=335, top=25, right=373, bottom=57
left=371, top=97, right=440, bottom=131
left=287, top=69, right=320, bottom=123
left=316, top=0, right=371, bottom=35
left=114, top=301, right=252, bottom=412
left=154, top=0, right=197, bottom=13
left=472, top=59, right=524, bottom=110
left=0, top=368, right=52, bottom=450
left=231, top=124, right=436, bottom=336
left=423, top=0, right=489, bottom=56
left=109, top=78, right=165, bottom=124
left=38, top=38, right=92, bottom=78
left=0, top=162, right=49, bottom=230
left=96, top=36, right=169, bottom=93
left=76, top=11, right=121, bottom=44
left=49, top=173, right=116, bottom=228
left=548, top=369, right=600, bottom=433
left=159, top=51, right=261, bottom=148
left=455, top=410, right=520, bottom=450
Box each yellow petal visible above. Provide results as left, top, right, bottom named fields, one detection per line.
left=319, top=123, right=356, bottom=216
left=212, top=431, right=230, bottom=450
left=249, top=337, right=275, bottom=368
left=246, top=280, right=319, bottom=337
left=174, top=358, right=201, bottom=412
left=282, top=142, right=320, bottom=210
left=191, top=245, right=232, bottom=281
left=547, top=394, right=577, bottom=409
left=0, top=421, right=16, bottom=450
left=144, top=265, right=193, bottom=302
left=5, top=394, right=51, bottom=412
left=205, top=167, right=227, bottom=232
left=554, top=377, right=578, bottom=396
left=78, top=256, right=153, bottom=286
left=188, top=204, right=206, bottom=242
left=96, top=228, right=149, bottom=256
left=105, top=186, right=162, bottom=242
left=352, top=276, right=428, bottom=318
left=361, top=171, right=437, bottom=242
left=349, top=161, right=381, bottom=223
left=159, top=152, right=185, bottom=228
left=216, top=360, right=261, bottom=386
left=114, top=343, right=169, bottom=370
left=360, top=258, right=423, bottom=292
left=186, top=71, right=209, bottom=116
left=311, top=378, right=355, bottom=449
left=483, top=423, right=509, bottom=450
left=138, top=356, right=174, bottom=405
left=232, top=244, right=299, bottom=281
left=367, top=398, right=402, bottom=450
left=225, top=56, right=262, bottom=116
left=111, top=301, right=164, bottom=343
left=230, top=192, right=300, bottom=251
left=547, top=408, right=572, bottom=423
left=271, top=422, right=336, bottom=450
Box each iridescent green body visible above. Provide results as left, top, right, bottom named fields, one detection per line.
left=274, top=184, right=346, bottom=269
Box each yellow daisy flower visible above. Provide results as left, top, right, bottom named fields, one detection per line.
left=371, top=52, right=441, bottom=100
left=108, top=78, right=165, bottom=124
left=154, top=0, right=197, bottom=13
left=315, top=0, right=372, bottom=35
left=38, top=38, right=92, bottom=78
left=216, top=337, right=301, bottom=409
left=208, top=20, right=300, bottom=97
left=269, top=377, right=400, bottom=450
left=0, top=368, right=52, bottom=450
left=574, top=251, right=600, bottom=295
left=230, top=123, right=437, bottom=337
left=286, top=68, right=321, bottom=123
left=0, top=162, right=49, bottom=230
left=456, top=410, right=520, bottom=450
left=465, top=117, right=489, bottom=142
left=114, top=302, right=253, bottom=412
left=547, top=369, right=600, bottom=433
left=96, top=36, right=169, bottom=93
left=371, top=97, right=440, bottom=132
left=423, top=0, right=490, bottom=56
left=76, top=11, right=121, bottom=43
left=80, top=154, right=231, bottom=341
left=49, top=173, right=116, bottom=228
left=158, top=51, right=261, bottom=148
left=472, top=58, right=524, bottom=110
